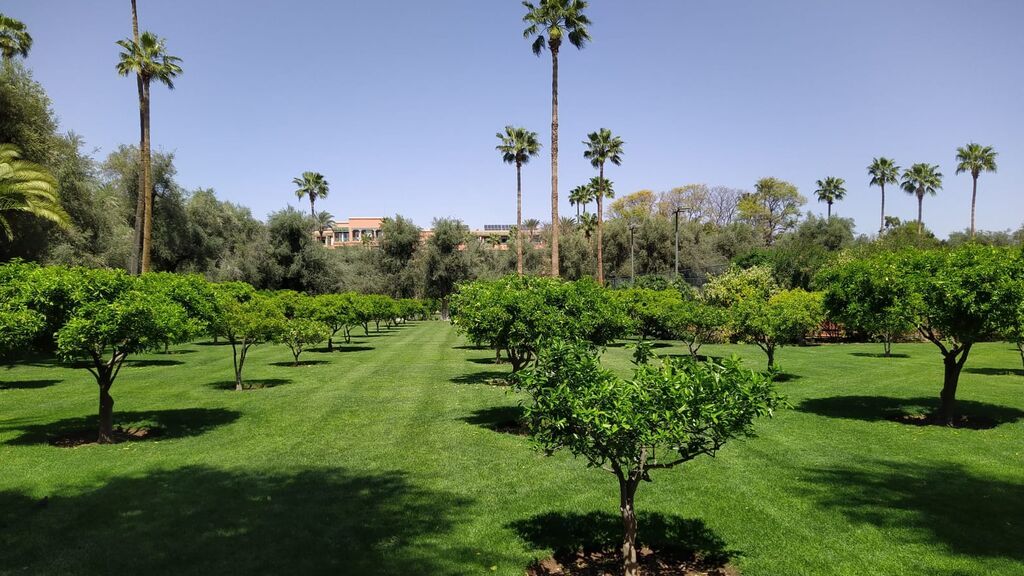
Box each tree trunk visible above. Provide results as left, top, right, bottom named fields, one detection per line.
left=128, top=0, right=144, bottom=275
left=597, top=163, right=605, bottom=286
left=97, top=372, right=115, bottom=444
left=494, top=347, right=502, bottom=364
left=938, top=345, right=971, bottom=425
left=917, top=193, right=924, bottom=236
left=1017, top=341, right=1023, bottom=369
left=549, top=47, right=560, bottom=278
left=440, top=298, right=450, bottom=321
left=883, top=337, right=892, bottom=357
left=232, top=341, right=245, bottom=391
left=140, top=78, right=154, bottom=273
left=293, top=349, right=300, bottom=367
left=327, top=336, right=333, bottom=352
left=766, top=345, right=775, bottom=371
left=516, top=161, right=524, bottom=276
left=879, top=183, right=886, bottom=234
left=970, top=174, right=978, bottom=238
left=827, top=201, right=832, bottom=219
left=619, top=477, right=640, bottom=576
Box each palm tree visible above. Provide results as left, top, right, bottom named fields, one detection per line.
left=578, top=212, right=597, bottom=240
left=315, top=210, right=335, bottom=242
left=955, top=143, right=998, bottom=238
left=292, top=171, right=330, bottom=235
left=0, top=13, right=32, bottom=60
left=126, top=0, right=144, bottom=274
left=583, top=128, right=624, bottom=285
left=814, top=176, right=847, bottom=218
left=568, top=184, right=590, bottom=216
left=0, top=144, right=70, bottom=239
left=496, top=125, right=541, bottom=275
left=868, top=157, right=900, bottom=234
left=116, top=31, right=182, bottom=274
left=523, top=0, right=591, bottom=277
left=901, top=163, right=943, bottom=235
left=523, top=218, right=540, bottom=243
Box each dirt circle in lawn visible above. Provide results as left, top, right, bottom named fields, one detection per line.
left=527, top=546, right=739, bottom=576
left=49, top=426, right=163, bottom=448
left=886, top=412, right=998, bottom=430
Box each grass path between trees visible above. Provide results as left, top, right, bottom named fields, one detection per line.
left=2, top=321, right=1023, bottom=575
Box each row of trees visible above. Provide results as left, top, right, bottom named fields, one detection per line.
left=0, top=261, right=430, bottom=442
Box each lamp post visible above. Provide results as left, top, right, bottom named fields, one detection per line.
left=628, top=220, right=638, bottom=285
left=672, top=207, right=683, bottom=279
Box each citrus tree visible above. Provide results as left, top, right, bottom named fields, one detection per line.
left=516, top=340, right=781, bottom=576
left=211, top=283, right=284, bottom=390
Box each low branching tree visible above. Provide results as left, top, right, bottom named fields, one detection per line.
left=309, top=293, right=356, bottom=350
left=662, top=298, right=729, bottom=357
left=816, top=254, right=919, bottom=356
left=275, top=317, right=329, bottom=366
left=212, top=284, right=284, bottom=390
left=516, top=340, right=781, bottom=576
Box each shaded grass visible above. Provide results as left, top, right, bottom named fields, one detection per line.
left=0, top=327, right=1023, bottom=575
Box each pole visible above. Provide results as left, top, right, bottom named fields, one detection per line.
left=673, top=208, right=681, bottom=278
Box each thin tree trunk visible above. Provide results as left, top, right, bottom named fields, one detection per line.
left=619, top=476, right=640, bottom=576
left=140, top=78, right=154, bottom=273
left=917, top=193, right=924, bottom=235
left=938, top=345, right=971, bottom=425
left=970, top=174, right=978, bottom=238
left=597, top=164, right=605, bottom=285
left=232, top=341, right=244, bottom=391
left=879, top=183, right=886, bottom=234
left=766, top=345, right=775, bottom=371
left=128, top=0, right=144, bottom=275
left=549, top=47, right=560, bottom=277
left=516, top=161, right=524, bottom=276
left=827, top=201, right=832, bottom=219
left=97, top=372, right=115, bottom=444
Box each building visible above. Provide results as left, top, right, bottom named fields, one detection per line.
left=315, top=217, right=541, bottom=250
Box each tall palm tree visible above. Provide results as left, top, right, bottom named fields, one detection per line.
left=955, top=143, right=998, bottom=238
left=583, top=128, right=624, bottom=285
left=868, top=157, right=900, bottom=234
left=0, top=144, right=70, bottom=239
left=0, top=13, right=32, bottom=60
left=496, top=125, right=541, bottom=275
left=814, top=176, right=847, bottom=218
left=126, top=0, right=145, bottom=274
left=292, top=171, right=330, bottom=234
left=901, top=163, right=943, bottom=235
left=116, top=31, right=182, bottom=274
left=523, top=0, right=591, bottom=277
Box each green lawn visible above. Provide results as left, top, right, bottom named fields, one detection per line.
left=1, top=321, right=1023, bottom=575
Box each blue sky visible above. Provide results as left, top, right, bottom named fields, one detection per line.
left=11, top=0, right=1024, bottom=235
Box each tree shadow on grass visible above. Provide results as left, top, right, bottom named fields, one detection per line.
left=796, top=395, right=1024, bottom=428
left=453, top=344, right=486, bottom=351
left=849, top=352, right=911, bottom=359
left=1, top=408, right=241, bottom=446
left=771, top=372, right=803, bottom=383
left=800, top=460, right=1024, bottom=561
left=308, top=345, right=374, bottom=354
left=964, top=367, right=1024, bottom=377
left=467, top=357, right=505, bottom=366
left=123, top=358, right=185, bottom=368
left=460, top=405, right=528, bottom=436
left=0, top=379, right=61, bottom=391
left=205, top=379, right=292, bottom=391
left=508, top=510, right=735, bottom=567
left=0, top=466, right=480, bottom=575
left=269, top=360, right=330, bottom=367
left=450, top=371, right=511, bottom=386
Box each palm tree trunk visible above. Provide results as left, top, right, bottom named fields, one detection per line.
left=140, top=78, right=154, bottom=273
left=879, top=183, right=885, bottom=234
left=917, top=193, right=924, bottom=235
left=516, top=161, right=524, bottom=276
left=827, top=201, right=832, bottom=219
left=597, top=164, right=605, bottom=286
left=970, top=174, right=978, bottom=238
left=549, top=47, right=560, bottom=277
left=128, top=0, right=145, bottom=275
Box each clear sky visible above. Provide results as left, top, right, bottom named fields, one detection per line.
left=10, top=0, right=1024, bottom=235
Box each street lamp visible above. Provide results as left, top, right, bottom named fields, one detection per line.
left=672, top=207, right=684, bottom=279
left=628, top=220, right=639, bottom=285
